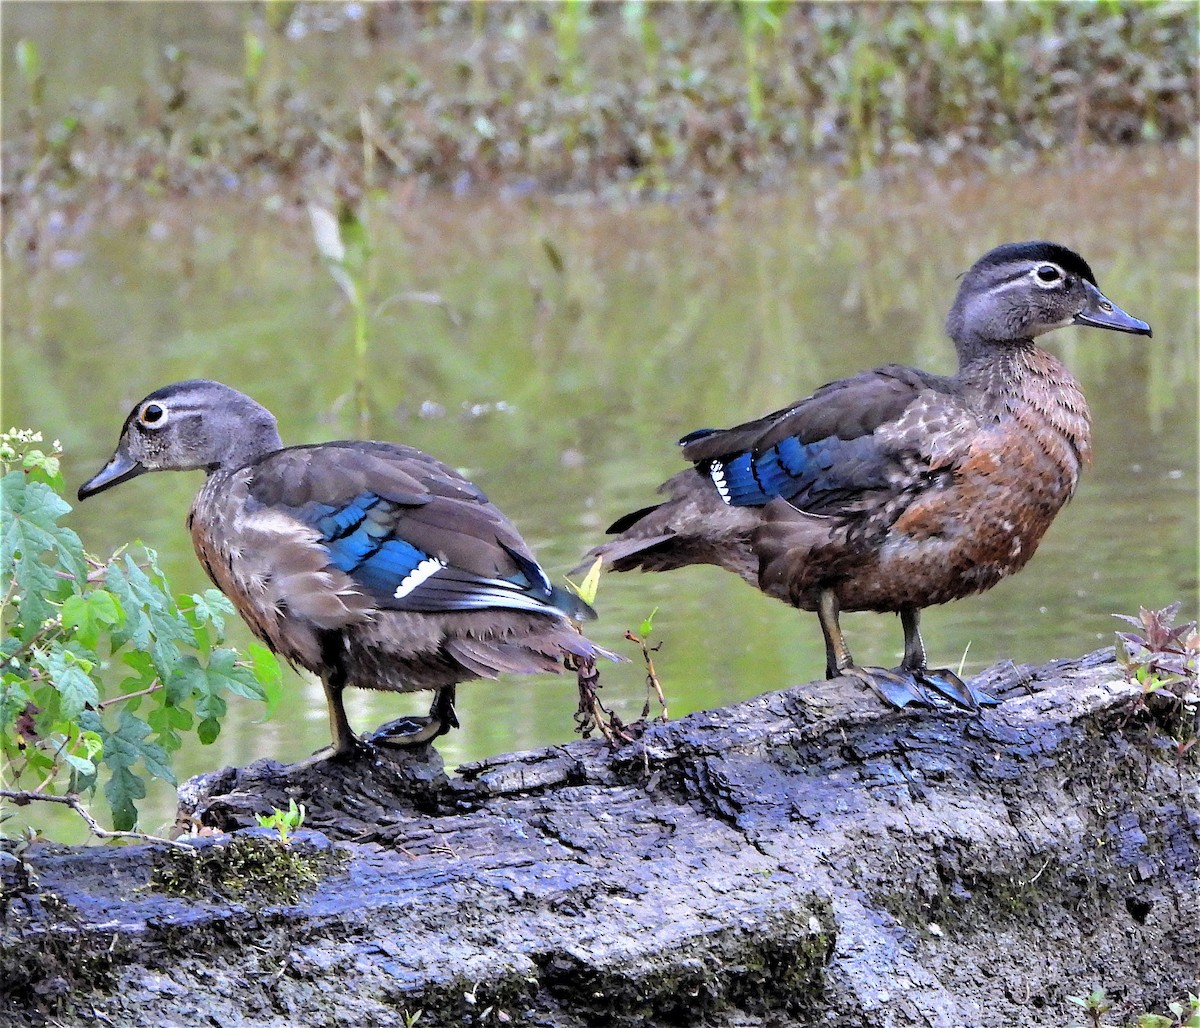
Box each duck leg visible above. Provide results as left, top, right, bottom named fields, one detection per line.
left=367, top=685, right=460, bottom=750
left=321, top=664, right=365, bottom=759
left=817, top=590, right=932, bottom=708
left=897, top=609, right=998, bottom=708
left=815, top=591, right=997, bottom=709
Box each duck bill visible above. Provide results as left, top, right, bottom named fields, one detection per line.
left=1073, top=280, right=1152, bottom=336
left=78, top=450, right=144, bottom=500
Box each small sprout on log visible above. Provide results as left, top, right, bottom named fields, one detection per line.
left=1067, top=987, right=1113, bottom=1028
left=1114, top=603, right=1199, bottom=759
left=256, top=798, right=306, bottom=846
left=1153, top=994, right=1200, bottom=1028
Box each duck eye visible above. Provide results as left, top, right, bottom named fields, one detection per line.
left=139, top=403, right=166, bottom=427
left=1035, top=264, right=1061, bottom=284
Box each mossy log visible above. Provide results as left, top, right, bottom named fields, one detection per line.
left=3, top=648, right=1197, bottom=1027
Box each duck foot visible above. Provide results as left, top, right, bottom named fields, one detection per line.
left=839, top=665, right=997, bottom=710
left=293, top=733, right=374, bottom=768
left=367, top=687, right=460, bottom=751
left=916, top=666, right=999, bottom=709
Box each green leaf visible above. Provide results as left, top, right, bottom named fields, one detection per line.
left=0, top=472, right=84, bottom=572
left=61, top=589, right=124, bottom=651
left=64, top=752, right=96, bottom=778
left=34, top=643, right=100, bottom=721
left=208, top=648, right=269, bottom=702
left=248, top=643, right=283, bottom=717
left=119, top=649, right=158, bottom=691
left=87, top=708, right=175, bottom=830
left=243, top=28, right=265, bottom=83
left=147, top=701, right=192, bottom=753
left=638, top=607, right=659, bottom=640
left=16, top=39, right=41, bottom=83
left=105, top=552, right=192, bottom=679
left=571, top=557, right=603, bottom=607
left=1, top=471, right=87, bottom=634
left=183, top=589, right=234, bottom=637
left=0, top=676, right=35, bottom=733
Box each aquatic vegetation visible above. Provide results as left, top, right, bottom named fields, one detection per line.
left=2, top=1, right=1194, bottom=235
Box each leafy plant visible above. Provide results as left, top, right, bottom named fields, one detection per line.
left=1067, top=988, right=1114, bottom=1028
left=256, top=797, right=306, bottom=846
left=1134, top=994, right=1200, bottom=1028
left=1114, top=603, right=1199, bottom=759
left=1067, top=989, right=1200, bottom=1028
left=1, top=430, right=282, bottom=837
left=1115, top=602, right=1199, bottom=701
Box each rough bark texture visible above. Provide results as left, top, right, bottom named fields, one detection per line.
left=2, top=648, right=1197, bottom=1028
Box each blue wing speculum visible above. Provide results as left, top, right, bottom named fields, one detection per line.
left=304, top=494, right=572, bottom=616
left=702, top=435, right=892, bottom=510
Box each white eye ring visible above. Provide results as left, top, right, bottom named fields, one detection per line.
left=1033, top=264, right=1063, bottom=287
left=139, top=402, right=168, bottom=428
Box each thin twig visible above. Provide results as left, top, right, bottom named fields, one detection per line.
left=97, top=681, right=163, bottom=710
left=0, top=789, right=196, bottom=850
left=625, top=631, right=668, bottom=722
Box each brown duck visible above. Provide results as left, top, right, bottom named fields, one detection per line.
left=583, top=241, right=1152, bottom=708
left=79, top=381, right=604, bottom=757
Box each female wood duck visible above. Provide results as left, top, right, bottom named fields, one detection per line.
left=584, top=241, right=1152, bottom=709
left=79, top=380, right=603, bottom=758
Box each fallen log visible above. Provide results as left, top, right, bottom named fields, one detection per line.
left=2, top=648, right=1197, bottom=1028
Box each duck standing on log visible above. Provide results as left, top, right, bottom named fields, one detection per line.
left=79, top=380, right=605, bottom=759
left=583, top=241, right=1152, bottom=709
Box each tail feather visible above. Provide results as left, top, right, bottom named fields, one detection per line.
left=607, top=503, right=664, bottom=534
left=581, top=469, right=759, bottom=581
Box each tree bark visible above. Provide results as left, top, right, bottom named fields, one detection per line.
left=2, top=648, right=1197, bottom=1027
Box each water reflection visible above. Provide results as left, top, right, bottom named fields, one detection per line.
left=3, top=153, right=1197, bottom=841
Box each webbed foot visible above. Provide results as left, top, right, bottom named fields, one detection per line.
left=838, top=665, right=997, bottom=710
left=914, top=667, right=999, bottom=709
left=839, top=664, right=936, bottom=708
left=367, top=687, right=460, bottom=751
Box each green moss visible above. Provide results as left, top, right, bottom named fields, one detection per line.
left=150, top=834, right=345, bottom=904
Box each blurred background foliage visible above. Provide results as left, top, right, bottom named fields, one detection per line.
left=2, top=0, right=1195, bottom=227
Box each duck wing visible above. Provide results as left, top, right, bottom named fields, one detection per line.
left=678, top=364, right=975, bottom=517
left=245, top=442, right=593, bottom=621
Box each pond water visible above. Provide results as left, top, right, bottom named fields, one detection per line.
left=3, top=150, right=1197, bottom=841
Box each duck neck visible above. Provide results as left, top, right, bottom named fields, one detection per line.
left=207, top=417, right=283, bottom=475
left=954, top=338, right=1039, bottom=396
left=956, top=339, right=1092, bottom=467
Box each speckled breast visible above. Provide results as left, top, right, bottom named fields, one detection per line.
left=835, top=348, right=1092, bottom=612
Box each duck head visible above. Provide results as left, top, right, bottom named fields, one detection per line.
left=78, top=379, right=282, bottom=500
